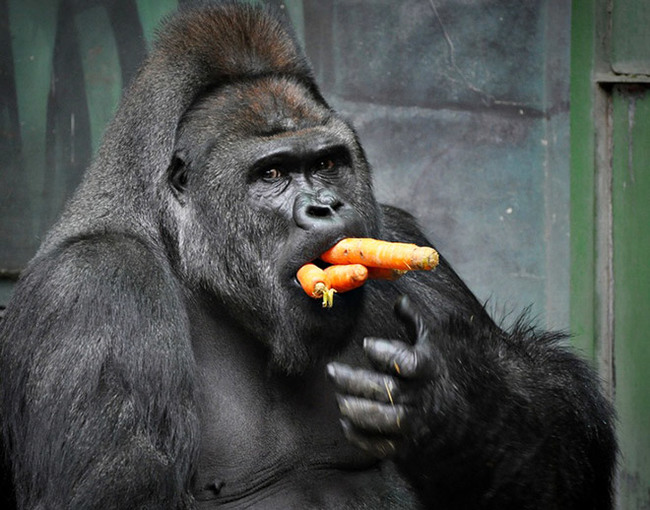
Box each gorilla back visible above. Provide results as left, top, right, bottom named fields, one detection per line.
left=0, top=3, right=615, bottom=510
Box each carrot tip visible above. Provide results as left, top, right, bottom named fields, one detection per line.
left=313, top=282, right=328, bottom=298
left=427, top=251, right=440, bottom=269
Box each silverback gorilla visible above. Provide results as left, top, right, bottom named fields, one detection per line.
left=0, top=3, right=616, bottom=509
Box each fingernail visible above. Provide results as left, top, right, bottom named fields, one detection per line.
left=363, top=337, right=379, bottom=350
left=335, top=395, right=349, bottom=413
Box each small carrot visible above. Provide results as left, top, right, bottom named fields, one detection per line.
left=296, top=263, right=335, bottom=307
left=324, top=264, right=368, bottom=293
left=297, top=263, right=328, bottom=298
left=321, top=238, right=439, bottom=271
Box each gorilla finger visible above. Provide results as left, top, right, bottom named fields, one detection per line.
left=340, top=419, right=397, bottom=459
left=363, top=337, right=420, bottom=378
left=394, top=295, right=430, bottom=347
left=336, top=395, right=406, bottom=434
left=327, top=362, right=402, bottom=403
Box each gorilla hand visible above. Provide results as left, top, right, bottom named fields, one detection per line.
left=327, top=295, right=445, bottom=459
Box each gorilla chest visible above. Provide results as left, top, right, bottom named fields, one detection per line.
left=190, top=328, right=394, bottom=507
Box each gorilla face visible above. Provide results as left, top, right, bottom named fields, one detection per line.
left=163, top=76, right=381, bottom=373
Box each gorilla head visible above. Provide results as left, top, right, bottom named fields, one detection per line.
left=160, top=54, right=380, bottom=373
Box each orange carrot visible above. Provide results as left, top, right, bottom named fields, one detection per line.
left=297, top=238, right=436, bottom=307
left=321, top=238, right=439, bottom=271
left=324, top=264, right=368, bottom=293
left=367, top=267, right=407, bottom=281
left=297, top=264, right=328, bottom=298
left=296, top=263, right=335, bottom=308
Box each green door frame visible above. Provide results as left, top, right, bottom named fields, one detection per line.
left=571, top=1, right=650, bottom=507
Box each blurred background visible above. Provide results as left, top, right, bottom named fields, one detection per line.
left=0, top=0, right=647, bottom=507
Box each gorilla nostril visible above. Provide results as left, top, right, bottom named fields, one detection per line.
left=307, top=205, right=333, bottom=218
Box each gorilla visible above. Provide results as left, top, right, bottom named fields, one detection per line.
left=0, top=3, right=616, bottom=509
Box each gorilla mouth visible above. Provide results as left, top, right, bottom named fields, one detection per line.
left=287, top=234, right=348, bottom=290
left=300, top=235, right=349, bottom=270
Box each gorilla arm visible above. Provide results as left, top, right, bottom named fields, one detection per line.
left=0, top=234, right=198, bottom=509
left=328, top=206, right=617, bottom=510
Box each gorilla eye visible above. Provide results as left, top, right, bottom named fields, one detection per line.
left=262, top=168, right=283, bottom=181
left=315, top=159, right=335, bottom=171
left=312, top=148, right=350, bottom=177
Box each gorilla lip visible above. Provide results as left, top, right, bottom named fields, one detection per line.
left=302, top=235, right=351, bottom=268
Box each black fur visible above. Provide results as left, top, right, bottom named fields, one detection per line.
left=0, top=3, right=615, bottom=509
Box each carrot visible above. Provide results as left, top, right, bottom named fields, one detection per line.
left=296, top=263, right=335, bottom=308
left=297, top=263, right=369, bottom=307
left=296, top=263, right=328, bottom=298
left=321, top=238, right=439, bottom=271
left=324, top=264, right=368, bottom=293
left=297, top=238, right=437, bottom=307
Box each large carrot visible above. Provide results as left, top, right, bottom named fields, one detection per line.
left=321, top=238, right=439, bottom=271
left=324, top=264, right=368, bottom=293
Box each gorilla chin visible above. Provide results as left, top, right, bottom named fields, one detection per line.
left=270, top=284, right=367, bottom=375
left=210, top=253, right=369, bottom=376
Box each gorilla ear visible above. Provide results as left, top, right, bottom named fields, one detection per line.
left=168, top=151, right=189, bottom=200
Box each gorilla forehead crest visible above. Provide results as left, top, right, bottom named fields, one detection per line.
left=158, top=3, right=312, bottom=79
left=160, top=7, right=332, bottom=137
left=150, top=2, right=326, bottom=149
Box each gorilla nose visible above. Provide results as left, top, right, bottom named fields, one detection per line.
left=308, top=189, right=342, bottom=217
left=293, top=190, right=344, bottom=230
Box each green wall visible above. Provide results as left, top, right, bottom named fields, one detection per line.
left=0, top=0, right=178, bottom=304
